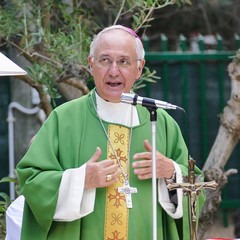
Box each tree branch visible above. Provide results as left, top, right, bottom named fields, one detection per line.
left=113, top=0, right=126, bottom=25
left=16, top=75, right=53, bottom=116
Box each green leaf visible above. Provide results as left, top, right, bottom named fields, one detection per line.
left=0, top=193, right=11, bottom=207
left=0, top=176, right=18, bottom=184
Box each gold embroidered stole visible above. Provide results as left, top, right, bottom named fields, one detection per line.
left=104, top=124, right=129, bottom=240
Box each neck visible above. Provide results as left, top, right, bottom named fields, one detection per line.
left=95, top=90, right=121, bottom=103
left=94, top=91, right=140, bottom=127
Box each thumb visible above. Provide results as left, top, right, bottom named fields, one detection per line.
left=144, top=139, right=152, bottom=152
left=88, top=147, right=102, bottom=163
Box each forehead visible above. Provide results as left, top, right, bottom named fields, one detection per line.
left=94, top=30, right=137, bottom=57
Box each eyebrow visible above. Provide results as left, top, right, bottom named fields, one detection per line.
left=97, top=54, right=132, bottom=59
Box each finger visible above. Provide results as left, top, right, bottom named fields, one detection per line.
left=133, top=140, right=152, bottom=161
left=137, top=172, right=152, bottom=180
left=134, top=166, right=152, bottom=175
left=104, top=162, right=119, bottom=173
left=105, top=168, right=121, bottom=186
left=132, top=159, right=152, bottom=169
left=133, top=152, right=152, bottom=161
left=143, top=140, right=165, bottom=160
left=144, top=139, right=152, bottom=152
left=88, top=147, right=102, bottom=163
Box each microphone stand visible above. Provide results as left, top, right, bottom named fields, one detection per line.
left=146, top=106, right=158, bottom=240
left=120, top=93, right=185, bottom=239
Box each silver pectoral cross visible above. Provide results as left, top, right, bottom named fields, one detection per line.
left=118, top=179, right=137, bottom=208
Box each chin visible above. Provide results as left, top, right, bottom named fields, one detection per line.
left=107, top=96, right=121, bottom=102
left=108, top=98, right=121, bottom=103
left=106, top=93, right=122, bottom=103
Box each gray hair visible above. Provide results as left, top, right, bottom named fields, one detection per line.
left=89, top=25, right=145, bottom=59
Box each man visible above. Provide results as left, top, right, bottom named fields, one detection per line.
left=16, top=25, right=205, bottom=239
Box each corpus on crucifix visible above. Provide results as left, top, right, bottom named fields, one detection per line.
left=167, top=157, right=218, bottom=240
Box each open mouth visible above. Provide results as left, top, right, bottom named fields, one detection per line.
left=107, top=82, right=122, bottom=87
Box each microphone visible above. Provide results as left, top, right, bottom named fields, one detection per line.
left=121, top=93, right=184, bottom=111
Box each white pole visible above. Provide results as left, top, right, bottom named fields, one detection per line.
left=151, top=120, right=157, bottom=240
left=7, top=102, right=40, bottom=200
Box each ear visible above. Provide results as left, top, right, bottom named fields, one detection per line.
left=88, top=55, right=94, bottom=75
left=136, top=59, right=146, bottom=78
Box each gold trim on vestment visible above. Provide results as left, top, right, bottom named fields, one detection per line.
left=104, top=124, right=129, bottom=240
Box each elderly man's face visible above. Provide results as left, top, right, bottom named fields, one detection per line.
left=88, top=30, right=145, bottom=102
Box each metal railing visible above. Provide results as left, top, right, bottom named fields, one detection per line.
left=140, top=33, right=240, bottom=226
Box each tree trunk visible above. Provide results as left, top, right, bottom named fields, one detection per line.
left=198, top=60, right=240, bottom=239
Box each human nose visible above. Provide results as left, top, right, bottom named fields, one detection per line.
left=108, top=60, right=120, bottom=74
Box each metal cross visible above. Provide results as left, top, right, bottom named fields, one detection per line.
left=167, top=157, right=218, bottom=240
left=118, top=179, right=137, bottom=208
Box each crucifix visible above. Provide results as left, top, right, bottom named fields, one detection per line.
left=167, top=157, right=218, bottom=240
left=118, top=179, right=138, bottom=208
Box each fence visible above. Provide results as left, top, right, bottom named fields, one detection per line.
left=1, top=33, right=239, bottom=227
left=139, top=33, right=240, bottom=226
left=0, top=78, right=10, bottom=194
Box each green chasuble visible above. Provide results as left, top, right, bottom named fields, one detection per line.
left=17, top=89, right=205, bottom=240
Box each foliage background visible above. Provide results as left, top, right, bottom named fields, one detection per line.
left=0, top=0, right=239, bottom=239
left=1, top=0, right=239, bottom=115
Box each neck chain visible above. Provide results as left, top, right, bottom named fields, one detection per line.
left=90, top=93, right=133, bottom=181
left=90, top=93, right=138, bottom=208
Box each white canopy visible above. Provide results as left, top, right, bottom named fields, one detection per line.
left=0, top=52, right=27, bottom=76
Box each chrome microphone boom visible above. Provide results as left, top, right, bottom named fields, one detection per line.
left=121, top=93, right=184, bottom=111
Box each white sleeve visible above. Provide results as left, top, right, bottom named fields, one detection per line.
left=6, top=195, right=24, bottom=240
left=54, top=163, right=96, bottom=222
left=158, top=162, right=183, bottom=219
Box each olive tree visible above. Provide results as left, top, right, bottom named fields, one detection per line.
left=2, top=1, right=239, bottom=239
